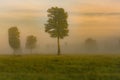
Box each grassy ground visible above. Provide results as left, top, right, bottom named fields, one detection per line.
left=0, top=54, right=120, bottom=80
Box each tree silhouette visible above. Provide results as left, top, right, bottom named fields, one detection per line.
left=85, top=38, right=98, bottom=53
left=45, top=7, right=69, bottom=55
left=8, top=27, right=20, bottom=54
left=26, top=35, right=37, bottom=53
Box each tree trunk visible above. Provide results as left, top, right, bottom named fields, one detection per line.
left=57, top=36, right=61, bottom=55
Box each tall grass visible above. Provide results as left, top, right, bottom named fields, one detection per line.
left=0, top=55, right=119, bottom=80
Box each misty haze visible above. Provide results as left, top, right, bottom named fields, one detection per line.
left=1, top=0, right=120, bottom=54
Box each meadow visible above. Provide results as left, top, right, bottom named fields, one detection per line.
left=0, top=54, right=120, bottom=80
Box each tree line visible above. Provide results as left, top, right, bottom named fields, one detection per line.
left=8, top=7, right=69, bottom=55
left=8, top=27, right=37, bottom=54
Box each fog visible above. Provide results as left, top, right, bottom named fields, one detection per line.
left=0, top=25, right=120, bottom=54
left=0, top=0, right=120, bottom=54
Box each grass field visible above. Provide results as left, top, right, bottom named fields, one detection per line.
left=0, top=54, right=120, bottom=80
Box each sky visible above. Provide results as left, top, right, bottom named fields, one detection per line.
left=0, top=0, right=120, bottom=54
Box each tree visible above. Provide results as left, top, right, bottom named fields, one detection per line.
left=8, top=27, right=20, bottom=54
left=85, top=38, right=98, bottom=53
left=45, top=7, right=69, bottom=55
left=26, top=35, right=37, bottom=53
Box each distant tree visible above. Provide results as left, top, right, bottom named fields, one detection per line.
left=45, top=7, right=69, bottom=55
left=8, top=27, right=20, bottom=54
left=26, top=35, right=37, bottom=53
left=85, top=38, right=98, bottom=53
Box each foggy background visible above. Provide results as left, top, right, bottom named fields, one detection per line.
left=0, top=0, right=120, bottom=54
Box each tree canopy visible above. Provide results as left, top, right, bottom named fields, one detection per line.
left=26, top=35, right=37, bottom=53
left=8, top=27, right=20, bottom=54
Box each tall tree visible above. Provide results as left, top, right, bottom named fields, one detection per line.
left=8, top=27, right=20, bottom=54
left=45, top=7, right=69, bottom=55
left=26, top=35, right=37, bottom=53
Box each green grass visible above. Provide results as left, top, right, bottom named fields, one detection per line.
left=0, top=54, right=120, bottom=80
